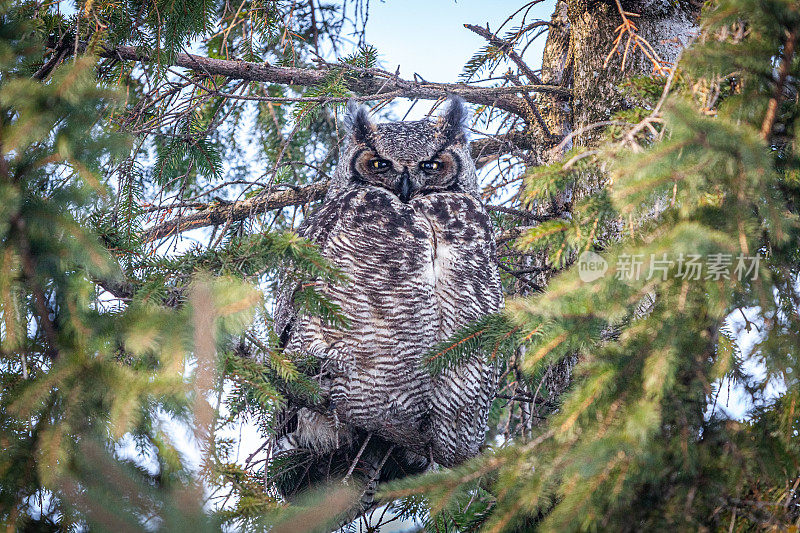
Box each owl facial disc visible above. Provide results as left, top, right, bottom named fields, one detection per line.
left=330, top=97, right=479, bottom=199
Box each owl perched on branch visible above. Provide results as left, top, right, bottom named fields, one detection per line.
left=271, top=97, right=503, bottom=514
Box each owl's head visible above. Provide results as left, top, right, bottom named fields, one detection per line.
left=330, top=98, right=478, bottom=200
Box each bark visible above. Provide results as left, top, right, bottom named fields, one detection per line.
left=519, top=0, right=700, bottom=421
left=540, top=0, right=573, bottom=158
left=102, top=45, right=569, bottom=122
left=569, top=0, right=697, bottom=148
left=533, top=0, right=700, bottom=211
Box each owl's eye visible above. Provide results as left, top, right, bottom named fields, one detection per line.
left=369, top=159, right=390, bottom=172
left=420, top=161, right=441, bottom=172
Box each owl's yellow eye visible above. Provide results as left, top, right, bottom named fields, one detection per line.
left=370, top=159, right=390, bottom=171
left=420, top=161, right=441, bottom=172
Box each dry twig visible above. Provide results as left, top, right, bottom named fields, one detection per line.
left=604, top=0, right=671, bottom=76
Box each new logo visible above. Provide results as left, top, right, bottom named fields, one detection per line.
left=578, top=251, right=608, bottom=282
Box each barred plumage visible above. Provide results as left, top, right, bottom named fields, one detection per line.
left=271, top=98, right=503, bottom=511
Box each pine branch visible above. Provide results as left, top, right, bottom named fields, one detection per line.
left=486, top=205, right=550, bottom=221
left=10, top=215, right=59, bottom=359
left=496, top=225, right=543, bottom=244
left=32, top=35, right=72, bottom=81
left=98, top=45, right=570, bottom=121
left=463, top=24, right=543, bottom=85
left=142, top=183, right=329, bottom=243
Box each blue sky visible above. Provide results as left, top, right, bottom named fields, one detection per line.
left=359, top=0, right=553, bottom=121
left=364, top=0, right=552, bottom=83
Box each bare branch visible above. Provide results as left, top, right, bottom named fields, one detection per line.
left=505, top=71, right=556, bottom=139
left=470, top=131, right=543, bottom=168
left=140, top=132, right=547, bottom=243
left=100, top=45, right=570, bottom=120
left=142, top=182, right=329, bottom=243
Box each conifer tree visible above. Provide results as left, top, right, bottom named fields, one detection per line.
left=385, top=0, right=800, bottom=530
left=3, top=0, right=799, bottom=531
left=0, top=1, right=353, bottom=529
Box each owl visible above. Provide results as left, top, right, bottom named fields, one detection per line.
left=271, top=98, right=503, bottom=512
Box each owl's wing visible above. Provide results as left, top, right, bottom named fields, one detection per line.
left=415, top=194, right=504, bottom=467
left=273, top=190, right=353, bottom=347
left=271, top=192, right=353, bottom=458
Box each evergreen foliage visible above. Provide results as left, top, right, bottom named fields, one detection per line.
left=390, top=0, right=800, bottom=530
left=0, top=0, right=354, bottom=529
left=3, top=0, right=800, bottom=530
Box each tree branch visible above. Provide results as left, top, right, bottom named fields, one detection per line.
left=10, top=215, right=59, bottom=359
left=496, top=224, right=541, bottom=244
left=33, top=41, right=71, bottom=81
left=141, top=132, right=545, bottom=243
left=142, top=182, right=329, bottom=243
left=99, top=45, right=569, bottom=120
left=505, top=72, right=556, bottom=140
left=760, top=29, right=797, bottom=140
left=471, top=131, right=542, bottom=167
left=464, top=23, right=543, bottom=85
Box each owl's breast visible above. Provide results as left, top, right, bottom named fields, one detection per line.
left=411, top=193, right=503, bottom=337
left=318, top=188, right=501, bottom=353
left=296, top=188, right=501, bottom=452
left=313, top=188, right=439, bottom=446
left=412, top=193, right=496, bottom=244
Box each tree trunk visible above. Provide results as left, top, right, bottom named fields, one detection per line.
left=569, top=0, right=698, bottom=147
left=529, top=0, right=700, bottom=409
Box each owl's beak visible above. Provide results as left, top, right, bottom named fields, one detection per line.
left=396, top=171, right=416, bottom=202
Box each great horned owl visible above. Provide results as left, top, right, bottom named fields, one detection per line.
left=271, top=98, right=503, bottom=511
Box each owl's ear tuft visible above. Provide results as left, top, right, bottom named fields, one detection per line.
left=437, top=96, right=468, bottom=144
left=344, top=101, right=376, bottom=144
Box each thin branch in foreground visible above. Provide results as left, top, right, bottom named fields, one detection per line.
left=341, top=433, right=372, bottom=484
left=140, top=131, right=546, bottom=244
